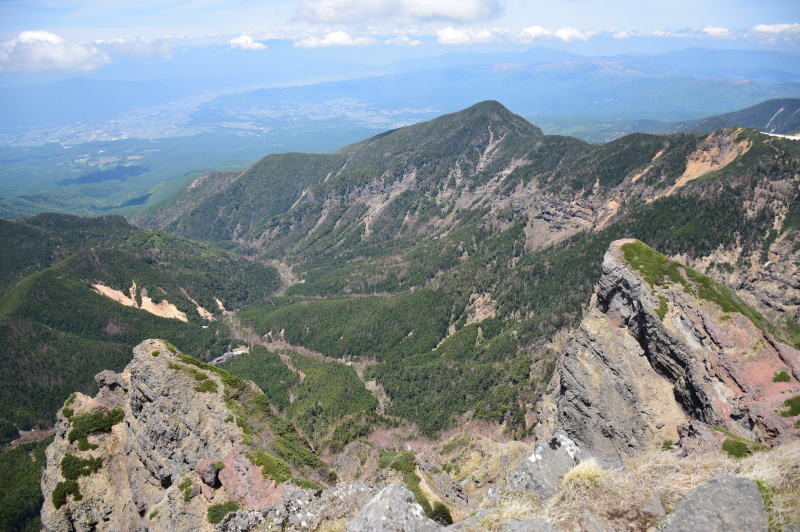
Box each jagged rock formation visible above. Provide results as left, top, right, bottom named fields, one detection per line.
left=536, top=239, right=800, bottom=460
left=36, top=240, right=799, bottom=532
left=40, top=339, right=329, bottom=532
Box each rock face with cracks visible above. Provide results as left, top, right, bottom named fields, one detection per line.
left=40, top=339, right=287, bottom=532
left=536, top=239, right=800, bottom=460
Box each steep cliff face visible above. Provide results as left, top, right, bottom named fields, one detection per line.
left=40, top=339, right=328, bottom=532
left=536, top=239, right=800, bottom=460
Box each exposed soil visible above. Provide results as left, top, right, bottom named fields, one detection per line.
left=92, top=281, right=188, bottom=322
left=3, top=427, right=56, bottom=451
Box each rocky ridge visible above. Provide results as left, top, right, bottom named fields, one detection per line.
left=535, top=239, right=800, bottom=460
left=40, top=339, right=333, bottom=531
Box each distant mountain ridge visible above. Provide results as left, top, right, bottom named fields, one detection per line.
left=540, top=98, right=800, bottom=142
left=656, top=98, right=800, bottom=135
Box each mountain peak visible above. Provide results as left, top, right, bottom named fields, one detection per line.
left=435, top=99, right=542, bottom=135
left=462, top=99, right=513, bottom=114
left=341, top=100, right=542, bottom=157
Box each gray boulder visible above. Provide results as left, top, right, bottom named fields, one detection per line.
left=347, top=482, right=442, bottom=532
left=641, top=495, right=666, bottom=518
left=500, top=519, right=563, bottom=531
left=506, top=431, right=583, bottom=499
left=658, top=474, right=768, bottom=532
left=446, top=509, right=491, bottom=531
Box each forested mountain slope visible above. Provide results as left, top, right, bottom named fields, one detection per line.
left=137, top=100, right=800, bottom=439
left=3, top=100, right=800, bottom=531
left=0, top=214, right=280, bottom=445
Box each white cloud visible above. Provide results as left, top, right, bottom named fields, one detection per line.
left=294, top=31, right=375, bottom=48
left=649, top=30, right=691, bottom=38
left=229, top=34, right=266, bottom=50
left=0, top=30, right=110, bottom=72
left=95, top=37, right=173, bottom=57
left=750, top=23, right=800, bottom=35
left=297, top=0, right=500, bottom=23
left=436, top=27, right=496, bottom=45
left=520, top=25, right=549, bottom=40
left=552, top=27, right=594, bottom=42
left=613, top=30, right=635, bottom=40
left=519, top=25, right=595, bottom=43
left=384, top=35, right=421, bottom=46
left=702, top=26, right=731, bottom=38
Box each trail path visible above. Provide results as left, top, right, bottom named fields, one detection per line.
left=222, top=312, right=390, bottom=413
left=3, top=427, right=56, bottom=452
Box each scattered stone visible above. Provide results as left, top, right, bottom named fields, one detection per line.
left=657, top=474, right=768, bottom=532
left=640, top=495, right=666, bottom=518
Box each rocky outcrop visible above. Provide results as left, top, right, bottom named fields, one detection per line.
left=536, top=239, right=800, bottom=460
left=218, top=481, right=375, bottom=531
left=507, top=431, right=584, bottom=500
left=657, top=475, right=768, bottom=532
left=347, top=483, right=443, bottom=532
left=40, top=339, right=287, bottom=532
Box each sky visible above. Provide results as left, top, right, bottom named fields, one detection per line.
left=0, top=0, right=799, bottom=73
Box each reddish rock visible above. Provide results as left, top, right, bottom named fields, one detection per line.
left=219, top=437, right=285, bottom=510
left=196, top=458, right=219, bottom=487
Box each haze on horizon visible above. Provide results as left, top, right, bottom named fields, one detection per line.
left=0, top=0, right=799, bottom=220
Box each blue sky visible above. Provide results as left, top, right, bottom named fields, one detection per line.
left=1, top=0, right=799, bottom=72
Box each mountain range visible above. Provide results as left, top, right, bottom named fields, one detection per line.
left=2, top=45, right=800, bottom=220
left=1, top=99, right=799, bottom=530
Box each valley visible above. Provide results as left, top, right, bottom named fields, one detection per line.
left=1, top=99, right=799, bottom=531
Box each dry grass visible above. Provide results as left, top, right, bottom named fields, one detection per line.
left=470, top=442, right=799, bottom=531
left=316, top=518, right=347, bottom=532
left=560, top=458, right=608, bottom=491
